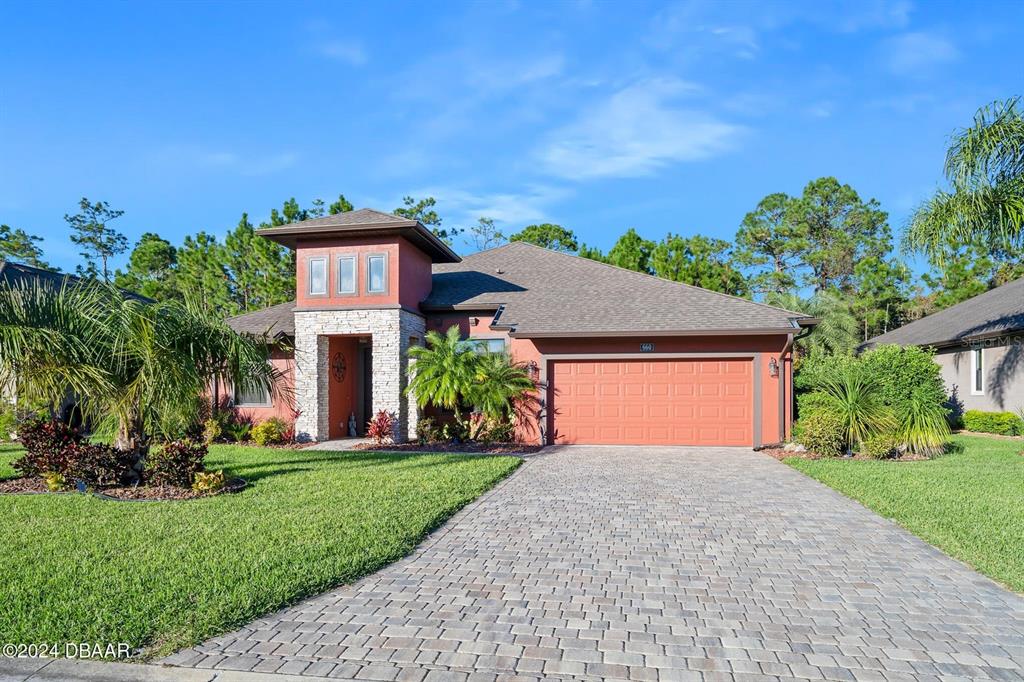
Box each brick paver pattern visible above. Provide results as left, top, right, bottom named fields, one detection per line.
left=164, top=446, right=1024, bottom=681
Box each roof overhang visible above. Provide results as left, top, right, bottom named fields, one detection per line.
left=257, top=221, right=461, bottom=263
left=510, top=327, right=805, bottom=339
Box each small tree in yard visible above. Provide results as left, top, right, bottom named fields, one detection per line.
left=0, top=279, right=283, bottom=467
left=406, top=326, right=535, bottom=439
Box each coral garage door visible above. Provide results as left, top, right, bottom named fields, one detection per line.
left=550, top=358, right=754, bottom=446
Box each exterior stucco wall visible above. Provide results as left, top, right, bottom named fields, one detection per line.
left=936, top=343, right=1024, bottom=413
left=225, top=345, right=297, bottom=425
left=293, top=308, right=425, bottom=442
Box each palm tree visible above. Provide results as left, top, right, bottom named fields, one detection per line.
left=406, top=326, right=535, bottom=427
left=905, top=98, right=1024, bottom=260
left=406, top=325, right=479, bottom=421
left=0, top=279, right=282, bottom=456
left=467, top=351, right=536, bottom=419
left=767, top=290, right=858, bottom=358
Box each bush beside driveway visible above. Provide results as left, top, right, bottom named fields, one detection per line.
left=0, top=444, right=519, bottom=658
left=787, top=433, right=1024, bottom=593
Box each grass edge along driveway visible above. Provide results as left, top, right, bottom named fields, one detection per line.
left=0, top=444, right=521, bottom=659
left=786, top=434, right=1024, bottom=593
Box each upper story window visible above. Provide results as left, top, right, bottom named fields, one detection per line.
left=337, top=255, right=357, bottom=295
left=971, top=347, right=985, bottom=395
left=367, top=254, right=387, bottom=294
left=465, top=337, right=506, bottom=354
left=308, top=257, right=327, bottom=296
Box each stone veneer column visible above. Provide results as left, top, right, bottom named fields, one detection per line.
left=293, top=308, right=425, bottom=442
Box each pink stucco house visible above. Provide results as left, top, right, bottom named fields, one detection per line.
left=227, top=209, right=816, bottom=446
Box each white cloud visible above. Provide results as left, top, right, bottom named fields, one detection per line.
left=316, top=40, right=368, bottom=66
left=881, top=31, right=958, bottom=75
left=408, top=184, right=572, bottom=227
left=538, top=78, right=743, bottom=180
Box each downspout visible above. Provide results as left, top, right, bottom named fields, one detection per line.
left=783, top=324, right=815, bottom=440
left=778, top=333, right=793, bottom=443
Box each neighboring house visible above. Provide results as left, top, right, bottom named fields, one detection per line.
left=226, top=209, right=817, bottom=446
left=865, top=277, right=1024, bottom=414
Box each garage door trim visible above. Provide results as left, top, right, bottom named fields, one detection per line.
left=539, top=352, right=762, bottom=447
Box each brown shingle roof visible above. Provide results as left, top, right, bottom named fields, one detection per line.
left=256, top=208, right=460, bottom=263
left=425, top=242, right=811, bottom=336
left=225, top=301, right=296, bottom=337
left=865, top=276, right=1024, bottom=349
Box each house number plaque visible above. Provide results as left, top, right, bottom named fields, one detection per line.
left=640, top=343, right=655, bottom=352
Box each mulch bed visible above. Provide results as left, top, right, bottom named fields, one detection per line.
left=760, top=447, right=929, bottom=462
left=352, top=442, right=543, bottom=455
left=0, top=476, right=246, bottom=500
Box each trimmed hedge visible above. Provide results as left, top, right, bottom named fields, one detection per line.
left=962, top=410, right=1023, bottom=436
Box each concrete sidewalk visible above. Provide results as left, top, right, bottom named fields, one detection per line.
left=0, top=657, right=347, bottom=682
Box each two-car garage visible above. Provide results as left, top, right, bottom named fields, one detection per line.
left=548, top=357, right=756, bottom=447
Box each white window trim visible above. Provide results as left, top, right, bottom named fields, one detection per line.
left=365, top=253, right=388, bottom=295
left=336, top=255, right=357, bottom=295
left=307, top=256, right=328, bottom=296
left=970, top=347, right=985, bottom=395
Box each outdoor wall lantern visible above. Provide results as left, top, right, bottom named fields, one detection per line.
left=527, top=360, right=539, bottom=380
left=768, top=357, right=779, bottom=377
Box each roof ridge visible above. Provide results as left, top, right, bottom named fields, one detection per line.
left=493, top=241, right=810, bottom=319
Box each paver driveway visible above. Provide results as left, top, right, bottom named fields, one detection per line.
left=165, top=447, right=1024, bottom=681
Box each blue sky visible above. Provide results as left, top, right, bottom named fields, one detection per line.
left=2, top=0, right=1021, bottom=275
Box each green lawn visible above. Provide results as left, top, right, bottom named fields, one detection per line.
left=0, top=444, right=519, bottom=658
left=787, top=434, right=1024, bottom=592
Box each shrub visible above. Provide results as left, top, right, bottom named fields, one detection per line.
left=859, top=344, right=947, bottom=414
left=43, top=471, right=68, bottom=491
left=66, top=442, right=137, bottom=487
left=192, top=470, right=226, bottom=494
left=861, top=433, right=900, bottom=459
left=146, top=439, right=207, bottom=487
left=202, top=418, right=222, bottom=444
left=797, top=411, right=846, bottom=457
left=896, top=388, right=951, bottom=455
left=14, top=419, right=135, bottom=487
left=481, top=417, right=515, bottom=444
left=14, top=419, right=80, bottom=477
left=251, top=417, right=287, bottom=446
left=0, top=404, right=16, bottom=442
left=416, top=417, right=440, bottom=445
left=962, top=410, right=1023, bottom=436
left=224, top=420, right=252, bottom=443
left=366, top=410, right=396, bottom=445
left=809, top=363, right=895, bottom=450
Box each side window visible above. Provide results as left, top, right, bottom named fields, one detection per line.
left=367, top=254, right=387, bottom=294
left=466, top=338, right=506, bottom=354
left=234, top=380, right=271, bottom=406
left=308, top=257, right=327, bottom=296
left=971, top=347, right=984, bottom=395
left=337, top=255, right=356, bottom=295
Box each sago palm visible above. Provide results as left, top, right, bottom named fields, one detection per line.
left=906, top=97, right=1024, bottom=260
left=0, top=279, right=283, bottom=454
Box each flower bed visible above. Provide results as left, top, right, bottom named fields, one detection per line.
left=352, top=441, right=542, bottom=455
left=0, top=474, right=246, bottom=500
